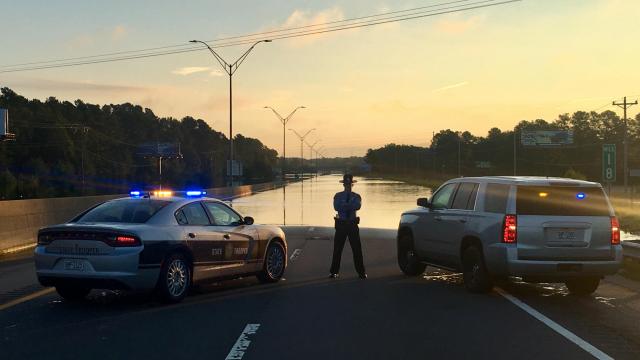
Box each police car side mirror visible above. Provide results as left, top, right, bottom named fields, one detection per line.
left=417, top=198, right=431, bottom=208
left=243, top=216, right=254, bottom=225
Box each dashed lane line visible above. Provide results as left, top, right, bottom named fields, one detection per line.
left=290, top=249, right=302, bottom=262
left=495, top=287, right=613, bottom=360
left=0, top=288, right=55, bottom=311
left=225, top=323, right=261, bottom=360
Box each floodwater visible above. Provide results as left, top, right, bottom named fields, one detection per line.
left=230, top=174, right=429, bottom=229
left=230, top=174, right=640, bottom=240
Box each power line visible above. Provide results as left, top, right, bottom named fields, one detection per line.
left=0, top=0, right=520, bottom=73
left=0, top=0, right=479, bottom=69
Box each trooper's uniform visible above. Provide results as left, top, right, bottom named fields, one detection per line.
left=330, top=175, right=366, bottom=278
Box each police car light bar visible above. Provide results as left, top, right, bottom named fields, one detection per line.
left=130, top=190, right=142, bottom=198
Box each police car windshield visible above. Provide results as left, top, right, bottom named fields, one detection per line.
left=76, top=199, right=169, bottom=223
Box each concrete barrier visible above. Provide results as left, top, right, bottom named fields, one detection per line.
left=0, top=181, right=287, bottom=254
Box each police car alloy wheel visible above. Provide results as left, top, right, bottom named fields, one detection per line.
left=157, top=253, right=191, bottom=303
left=258, top=242, right=286, bottom=283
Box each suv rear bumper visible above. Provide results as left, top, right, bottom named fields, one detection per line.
left=485, top=243, right=623, bottom=280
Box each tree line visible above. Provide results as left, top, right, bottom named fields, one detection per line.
left=365, top=109, right=640, bottom=184
left=0, top=88, right=278, bottom=199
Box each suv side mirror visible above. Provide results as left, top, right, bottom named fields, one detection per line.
left=243, top=216, right=254, bottom=225
left=417, top=198, right=431, bottom=208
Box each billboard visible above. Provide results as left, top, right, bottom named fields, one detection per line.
left=521, top=130, right=573, bottom=147
left=137, top=142, right=182, bottom=158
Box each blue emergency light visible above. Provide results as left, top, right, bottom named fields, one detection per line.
left=130, top=190, right=142, bottom=198
left=186, top=190, right=206, bottom=197
left=576, top=192, right=586, bottom=200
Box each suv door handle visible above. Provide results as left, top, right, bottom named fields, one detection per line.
left=458, top=219, right=467, bottom=223
left=223, top=234, right=231, bottom=240
left=434, top=216, right=443, bottom=221
left=188, top=233, right=196, bottom=239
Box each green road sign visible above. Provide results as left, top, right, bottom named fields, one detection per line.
left=602, top=144, right=616, bottom=182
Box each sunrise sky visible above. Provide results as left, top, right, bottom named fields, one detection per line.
left=2, top=0, right=640, bottom=157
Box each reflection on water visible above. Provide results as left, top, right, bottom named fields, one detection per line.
left=230, top=174, right=432, bottom=229
left=230, top=174, right=640, bottom=238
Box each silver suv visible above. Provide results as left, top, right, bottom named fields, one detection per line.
left=397, top=176, right=623, bottom=295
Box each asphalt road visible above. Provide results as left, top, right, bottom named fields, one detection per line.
left=1, top=226, right=640, bottom=360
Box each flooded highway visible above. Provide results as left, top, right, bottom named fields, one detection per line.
left=230, top=174, right=431, bottom=229
left=231, top=174, right=640, bottom=240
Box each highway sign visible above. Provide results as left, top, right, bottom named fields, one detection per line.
left=602, top=144, right=616, bottom=182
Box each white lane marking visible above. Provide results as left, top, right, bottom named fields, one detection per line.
left=495, top=288, right=613, bottom=360
left=290, top=249, right=302, bottom=262
left=225, top=323, right=260, bottom=360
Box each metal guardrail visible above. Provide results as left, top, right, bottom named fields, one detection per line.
left=622, top=241, right=640, bottom=261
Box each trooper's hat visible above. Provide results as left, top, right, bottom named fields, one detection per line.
left=340, top=174, right=357, bottom=184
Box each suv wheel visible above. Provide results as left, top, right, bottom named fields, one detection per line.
left=565, top=277, right=600, bottom=296
left=156, top=253, right=191, bottom=303
left=462, top=246, right=493, bottom=293
left=55, top=285, right=91, bottom=301
left=397, top=233, right=426, bottom=276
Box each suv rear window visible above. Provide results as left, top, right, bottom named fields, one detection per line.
left=76, top=199, right=169, bottom=223
left=516, top=186, right=609, bottom=216
left=484, top=183, right=509, bottom=213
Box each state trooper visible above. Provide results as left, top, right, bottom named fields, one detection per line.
left=329, top=174, right=367, bottom=279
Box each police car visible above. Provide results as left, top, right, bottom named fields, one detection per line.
left=34, top=190, right=287, bottom=303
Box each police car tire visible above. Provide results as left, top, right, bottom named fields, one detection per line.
left=55, top=285, right=91, bottom=301
left=257, top=242, right=286, bottom=283
left=398, top=233, right=426, bottom=276
left=462, top=246, right=493, bottom=293
left=156, top=253, right=191, bottom=304
left=565, top=277, right=600, bottom=296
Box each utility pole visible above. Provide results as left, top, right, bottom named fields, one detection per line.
left=457, top=131, right=462, bottom=177
left=613, top=96, right=638, bottom=196
left=190, top=39, right=271, bottom=186
left=264, top=106, right=306, bottom=180
left=513, top=129, right=517, bottom=176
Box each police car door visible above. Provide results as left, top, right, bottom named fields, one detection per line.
left=203, top=201, right=258, bottom=275
left=175, top=201, right=227, bottom=282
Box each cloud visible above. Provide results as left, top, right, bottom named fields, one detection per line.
left=209, top=69, right=224, bottom=77
left=278, top=6, right=345, bottom=45
left=432, top=81, right=469, bottom=93
left=4, top=77, right=145, bottom=93
left=111, top=25, right=127, bottom=41
left=434, top=14, right=484, bottom=34
left=172, top=66, right=211, bottom=76
left=66, top=34, right=94, bottom=50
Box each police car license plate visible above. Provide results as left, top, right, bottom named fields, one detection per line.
left=63, top=259, right=85, bottom=271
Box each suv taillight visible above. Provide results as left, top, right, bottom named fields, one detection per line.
left=611, top=217, right=620, bottom=245
left=502, top=215, right=517, bottom=243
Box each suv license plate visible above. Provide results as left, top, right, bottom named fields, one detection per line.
left=63, top=259, right=85, bottom=271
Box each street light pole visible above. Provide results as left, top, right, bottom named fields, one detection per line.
left=305, top=140, right=320, bottom=177
left=264, top=106, right=306, bottom=180
left=289, top=128, right=316, bottom=180
left=190, top=39, right=271, bottom=186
